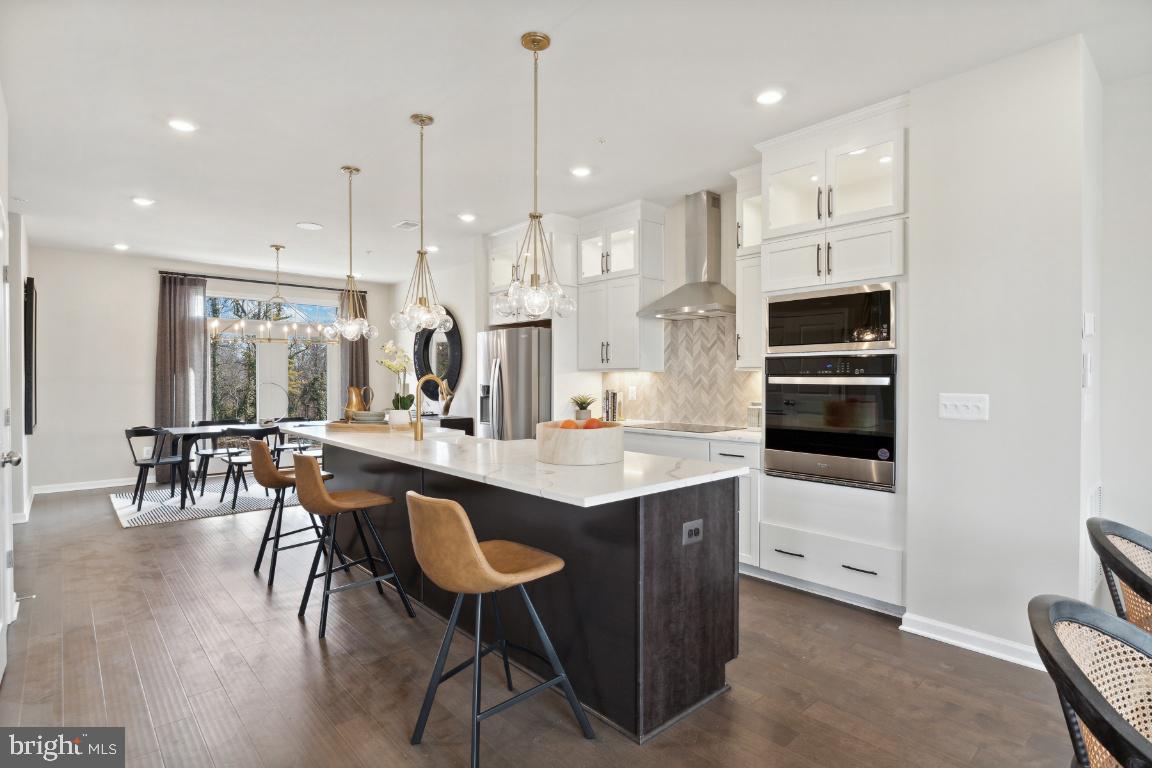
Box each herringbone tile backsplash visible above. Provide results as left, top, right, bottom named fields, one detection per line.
left=603, top=316, right=760, bottom=426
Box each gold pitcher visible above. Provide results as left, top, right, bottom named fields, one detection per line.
left=344, top=385, right=374, bottom=421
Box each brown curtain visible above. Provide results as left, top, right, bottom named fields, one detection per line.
left=155, top=274, right=208, bottom=480
left=340, top=291, right=371, bottom=409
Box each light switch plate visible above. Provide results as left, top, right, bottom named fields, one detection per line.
left=939, top=393, right=990, bottom=421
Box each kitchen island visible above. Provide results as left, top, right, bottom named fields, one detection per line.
left=285, top=424, right=746, bottom=742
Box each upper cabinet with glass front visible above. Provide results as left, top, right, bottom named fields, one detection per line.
left=758, top=98, right=907, bottom=242
left=731, top=164, right=763, bottom=257
left=577, top=200, right=665, bottom=284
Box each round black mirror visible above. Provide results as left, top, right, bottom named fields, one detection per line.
left=413, top=309, right=462, bottom=402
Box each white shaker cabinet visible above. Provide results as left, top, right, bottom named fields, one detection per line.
left=577, top=200, right=665, bottom=284
left=732, top=164, right=763, bottom=257
left=734, top=255, right=763, bottom=369
left=709, top=440, right=761, bottom=568
left=576, top=276, right=663, bottom=371
left=762, top=219, right=903, bottom=292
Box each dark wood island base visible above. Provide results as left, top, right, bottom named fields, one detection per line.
left=321, top=444, right=739, bottom=742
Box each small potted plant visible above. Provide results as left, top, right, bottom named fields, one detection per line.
left=378, top=341, right=415, bottom=425
left=570, top=394, right=597, bottom=421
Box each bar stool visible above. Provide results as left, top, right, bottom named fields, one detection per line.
left=249, top=440, right=352, bottom=588
left=293, top=454, right=415, bottom=638
left=406, top=491, right=594, bottom=768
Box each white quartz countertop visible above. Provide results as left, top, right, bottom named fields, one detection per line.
left=286, top=425, right=747, bottom=508
left=619, top=420, right=762, bottom=444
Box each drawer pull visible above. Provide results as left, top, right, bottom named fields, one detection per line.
left=773, top=548, right=805, bottom=558
left=841, top=564, right=878, bottom=576
left=717, top=452, right=746, bottom=458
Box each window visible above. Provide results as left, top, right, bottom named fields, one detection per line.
left=206, top=296, right=337, bottom=422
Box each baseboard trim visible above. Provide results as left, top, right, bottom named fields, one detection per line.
left=32, top=477, right=136, bottom=496
left=900, top=613, right=1043, bottom=670
left=739, top=563, right=905, bottom=617
left=11, top=492, right=34, bottom=524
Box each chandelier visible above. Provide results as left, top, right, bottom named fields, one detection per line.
left=494, top=32, right=575, bottom=320
left=323, top=165, right=379, bottom=341
left=391, top=114, right=453, bottom=333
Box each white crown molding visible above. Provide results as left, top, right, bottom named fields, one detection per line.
left=900, top=613, right=1043, bottom=670
left=754, top=93, right=911, bottom=152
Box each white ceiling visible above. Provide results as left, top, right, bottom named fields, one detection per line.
left=1, top=0, right=1149, bottom=282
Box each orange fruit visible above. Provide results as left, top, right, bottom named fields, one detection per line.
left=559, top=419, right=579, bottom=429
left=582, top=418, right=604, bottom=429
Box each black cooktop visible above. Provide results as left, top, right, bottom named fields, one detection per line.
left=628, top=422, right=740, bottom=433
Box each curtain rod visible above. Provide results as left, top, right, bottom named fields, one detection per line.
left=158, top=269, right=348, bottom=294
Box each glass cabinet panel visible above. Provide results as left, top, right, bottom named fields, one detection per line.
left=829, top=140, right=896, bottom=220
left=580, top=233, right=605, bottom=279
left=765, top=161, right=823, bottom=235
left=739, top=194, right=762, bottom=250
left=488, top=240, right=518, bottom=291
left=607, top=226, right=636, bottom=274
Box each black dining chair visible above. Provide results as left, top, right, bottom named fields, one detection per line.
left=1029, top=595, right=1152, bottom=767
left=190, top=418, right=243, bottom=494
left=1087, top=517, right=1152, bottom=634
left=124, top=427, right=185, bottom=511
left=275, top=415, right=319, bottom=464
left=218, top=426, right=281, bottom=509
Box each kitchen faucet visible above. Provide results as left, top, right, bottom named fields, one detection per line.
left=413, top=374, right=454, bottom=441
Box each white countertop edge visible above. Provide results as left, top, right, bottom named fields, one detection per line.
left=620, top=421, right=762, bottom=444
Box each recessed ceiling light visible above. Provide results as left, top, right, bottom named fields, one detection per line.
left=168, top=118, right=198, bottom=133
left=426, top=245, right=439, bottom=253
left=878, top=155, right=893, bottom=164
left=113, top=243, right=130, bottom=251
left=296, top=221, right=323, bottom=231
left=132, top=197, right=155, bottom=207
left=352, top=272, right=363, bottom=279
left=393, top=219, right=419, bottom=231
left=810, top=175, right=819, bottom=182
left=570, top=166, right=591, bottom=178
left=457, top=212, right=476, bottom=223
left=755, top=89, right=785, bottom=106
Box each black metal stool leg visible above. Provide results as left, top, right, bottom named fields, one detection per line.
left=267, top=489, right=285, bottom=587
left=351, top=510, right=385, bottom=595
left=363, top=513, right=416, bottom=618
left=471, top=593, right=483, bottom=768
left=412, top=593, right=465, bottom=745
left=231, top=468, right=242, bottom=509
left=254, top=492, right=278, bottom=573
left=298, top=518, right=326, bottom=618
left=490, top=592, right=515, bottom=692
left=518, top=584, right=595, bottom=739
left=318, top=514, right=338, bottom=639
left=240, top=469, right=249, bottom=491
left=219, top=464, right=233, bottom=503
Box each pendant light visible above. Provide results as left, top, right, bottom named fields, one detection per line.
left=494, top=32, right=576, bottom=320
left=323, top=165, right=379, bottom=341
left=390, top=114, right=453, bottom=333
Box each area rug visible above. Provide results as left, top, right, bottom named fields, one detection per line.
left=109, top=476, right=300, bottom=528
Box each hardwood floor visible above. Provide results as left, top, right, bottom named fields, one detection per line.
left=0, top=487, right=1070, bottom=767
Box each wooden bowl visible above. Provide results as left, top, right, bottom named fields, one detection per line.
left=536, top=420, right=624, bottom=465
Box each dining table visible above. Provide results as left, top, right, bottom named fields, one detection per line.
left=162, top=421, right=328, bottom=509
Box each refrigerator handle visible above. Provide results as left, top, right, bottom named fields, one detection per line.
left=490, top=357, right=503, bottom=440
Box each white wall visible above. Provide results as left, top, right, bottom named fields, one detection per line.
left=903, top=37, right=1100, bottom=659
left=26, top=245, right=394, bottom=489
left=1101, top=72, right=1152, bottom=532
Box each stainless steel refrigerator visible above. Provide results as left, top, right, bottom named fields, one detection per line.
left=476, top=327, right=552, bottom=440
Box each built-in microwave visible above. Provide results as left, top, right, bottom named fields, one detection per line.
left=765, top=283, right=895, bottom=355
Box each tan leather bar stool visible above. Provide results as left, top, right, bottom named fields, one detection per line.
left=293, top=454, right=415, bottom=638
left=406, top=491, right=594, bottom=768
left=249, top=440, right=352, bottom=588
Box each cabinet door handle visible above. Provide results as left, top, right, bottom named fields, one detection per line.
left=601, top=252, right=606, bottom=274
left=600, top=342, right=605, bottom=364
left=816, top=187, right=822, bottom=221
left=827, top=242, right=832, bottom=276
left=717, top=452, right=745, bottom=458
left=827, top=185, right=833, bottom=219
left=606, top=251, right=611, bottom=272
left=841, top=564, right=878, bottom=576
left=816, top=243, right=822, bottom=277
left=736, top=221, right=743, bottom=249
left=606, top=341, right=610, bottom=362
left=774, top=548, right=805, bottom=558
left=736, top=333, right=741, bottom=360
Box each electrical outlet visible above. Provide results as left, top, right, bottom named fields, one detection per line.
left=682, top=519, right=703, bottom=545
left=938, top=393, right=990, bottom=421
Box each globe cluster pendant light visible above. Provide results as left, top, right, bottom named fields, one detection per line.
left=390, top=114, right=453, bottom=333
left=494, top=32, right=575, bottom=320
left=323, top=165, right=379, bottom=341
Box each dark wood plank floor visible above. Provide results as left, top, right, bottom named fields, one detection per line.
left=0, top=487, right=1071, bottom=767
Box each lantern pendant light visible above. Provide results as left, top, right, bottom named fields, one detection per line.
left=323, top=165, right=379, bottom=341
left=494, top=32, right=576, bottom=320
left=390, top=115, right=453, bottom=333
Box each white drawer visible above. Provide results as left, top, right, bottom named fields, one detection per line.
left=708, top=440, right=759, bottom=467
left=759, top=522, right=903, bottom=605
left=622, top=432, right=711, bottom=460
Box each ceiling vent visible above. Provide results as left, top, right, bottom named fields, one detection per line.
left=393, top=219, right=419, bottom=231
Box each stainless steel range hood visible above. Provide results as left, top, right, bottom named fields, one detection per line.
left=638, top=190, right=736, bottom=320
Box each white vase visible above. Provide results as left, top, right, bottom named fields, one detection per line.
left=388, top=409, right=410, bottom=426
